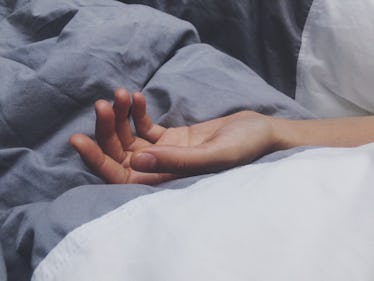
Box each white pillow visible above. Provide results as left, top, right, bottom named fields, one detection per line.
left=296, top=0, right=374, bottom=118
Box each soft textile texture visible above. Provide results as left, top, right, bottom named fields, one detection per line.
left=121, top=0, right=314, bottom=98
left=32, top=144, right=374, bottom=281
left=3, top=0, right=373, bottom=280
left=0, top=1, right=314, bottom=280
left=296, top=0, right=374, bottom=117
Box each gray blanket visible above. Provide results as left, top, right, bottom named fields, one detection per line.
left=0, top=0, right=313, bottom=280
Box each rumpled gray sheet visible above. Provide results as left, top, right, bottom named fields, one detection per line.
left=0, top=0, right=314, bottom=280
left=121, top=0, right=314, bottom=98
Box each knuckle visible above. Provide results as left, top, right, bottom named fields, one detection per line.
left=174, top=159, right=189, bottom=171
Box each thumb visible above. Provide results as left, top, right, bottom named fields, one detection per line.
left=130, top=144, right=242, bottom=175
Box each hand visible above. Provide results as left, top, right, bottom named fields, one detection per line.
left=70, top=88, right=279, bottom=185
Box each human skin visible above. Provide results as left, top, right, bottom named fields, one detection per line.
left=70, top=88, right=374, bottom=185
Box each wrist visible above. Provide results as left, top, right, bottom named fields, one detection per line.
left=234, top=111, right=305, bottom=151
left=269, top=117, right=302, bottom=150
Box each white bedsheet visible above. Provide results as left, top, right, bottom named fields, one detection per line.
left=32, top=144, right=374, bottom=281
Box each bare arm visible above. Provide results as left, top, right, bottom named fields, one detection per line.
left=70, top=88, right=374, bottom=185
left=273, top=116, right=374, bottom=149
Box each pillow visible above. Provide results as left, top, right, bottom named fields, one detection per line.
left=296, top=0, right=374, bottom=117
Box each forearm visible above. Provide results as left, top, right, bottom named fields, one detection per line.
left=271, top=116, right=374, bottom=149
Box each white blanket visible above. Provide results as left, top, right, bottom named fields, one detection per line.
left=32, top=144, right=374, bottom=281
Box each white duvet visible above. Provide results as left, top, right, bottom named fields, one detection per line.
left=32, top=144, right=374, bottom=281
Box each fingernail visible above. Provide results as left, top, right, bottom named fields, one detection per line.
left=134, top=153, right=157, bottom=171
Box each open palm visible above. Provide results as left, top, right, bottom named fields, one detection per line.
left=70, top=88, right=277, bottom=185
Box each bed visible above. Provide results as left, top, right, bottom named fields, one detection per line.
left=1, top=0, right=374, bottom=280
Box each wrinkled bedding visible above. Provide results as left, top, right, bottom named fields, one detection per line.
left=32, top=144, right=374, bottom=281
left=120, top=0, right=314, bottom=98
left=1, top=0, right=373, bottom=280
left=0, top=0, right=314, bottom=280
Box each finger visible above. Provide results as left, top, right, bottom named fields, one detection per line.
left=113, top=88, right=136, bottom=148
left=95, top=99, right=125, bottom=162
left=132, top=92, right=166, bottom=143
left=128, top=170, right=179, bottom=186
left=70, top=134, right=177, bottom=185
left=130, top=141, right=244, bottom=175
left=70, top=134, right=129, bottom=184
